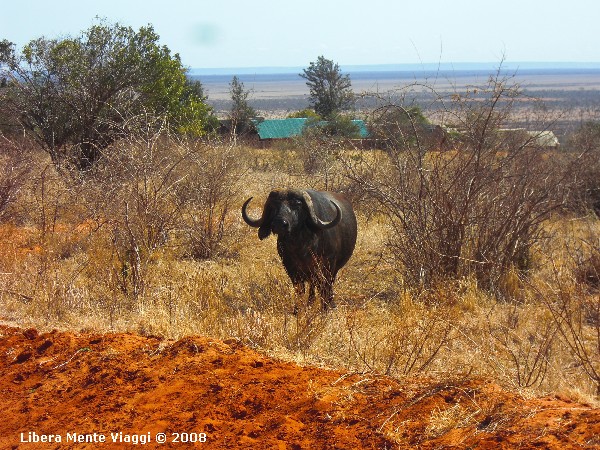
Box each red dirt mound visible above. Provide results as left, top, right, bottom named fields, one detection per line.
left=1, top=325, right=598, bottom=449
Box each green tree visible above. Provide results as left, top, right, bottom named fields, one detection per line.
left=320, top=114, right=361, bottom=138
left=287, top=108, right=321, bottom=120
left=302, top=114, right=361, bottom=139
left=300, top=56, right=354, bottom=119
left=228, top=75, right=256, bottom=136
left=0, top=21, right=216, bottom=170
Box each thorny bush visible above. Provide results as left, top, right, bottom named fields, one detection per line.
left=348, top=74, right=580, bottom=294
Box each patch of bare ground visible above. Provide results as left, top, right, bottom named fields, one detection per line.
left=1, top=325, right=598, bottom=449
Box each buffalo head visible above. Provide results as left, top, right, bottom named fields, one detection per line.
left=242, top=189, right=341, bottom=239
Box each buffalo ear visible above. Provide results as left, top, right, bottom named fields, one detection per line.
left=258, top=224, right=271, bottom=240
left=257, top=199, right=274, bottom=240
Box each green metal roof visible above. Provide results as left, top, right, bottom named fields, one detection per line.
left=255, top=118, right=370, bottom=140
left=352, top=120, right=369, bottom=138
left=256, top=118, right=308, bottom=139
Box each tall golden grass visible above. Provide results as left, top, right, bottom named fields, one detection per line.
left=0, top=136, right=599, bottom=403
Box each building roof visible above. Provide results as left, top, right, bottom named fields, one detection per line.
left=351, top=120, right=370, bottom=139
left=527, top=130, right=560, bottom=148
left=255, top=118, right=370, bottom=140
left=255, top=118, right=308, bottom=139
left=496, top=129, right=560, bottom=148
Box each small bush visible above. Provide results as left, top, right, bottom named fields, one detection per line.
left=0, top=137, right=32, bottom=222
left=177, top=141, right=244, bottom=260
left=76, top=126, right=242, bottom=298
left=567, top=121, right=600, bottom=214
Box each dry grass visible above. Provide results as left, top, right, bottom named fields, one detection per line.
left=0, top=140, right=599, bottom=404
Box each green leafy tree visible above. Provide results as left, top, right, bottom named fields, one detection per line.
left=287, top=108, right=321, bottom=120
left=228, top=75, right=256, bottom=136
left=0, top=21, right=216, bottom=170
left=302, top=114, right=361, bottom=139
left=320, top=114, right=361, bottom=138
left=300, top=56, right=354, bottom=119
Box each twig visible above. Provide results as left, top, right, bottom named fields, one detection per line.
left=52, top=348, right=89, bottom=370
left=0, top=289, right=33, bottom=302
left=377, top=409, right=399, bottom=433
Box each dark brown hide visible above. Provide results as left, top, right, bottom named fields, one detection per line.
left=242, top=189, right=357, bottom=310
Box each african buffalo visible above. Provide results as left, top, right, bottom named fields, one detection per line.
left=242, top=189, right=357, bottom=310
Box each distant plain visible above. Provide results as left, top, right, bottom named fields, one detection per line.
left=197, top=68, right=600, bottom=99
left=194, top=67, right=600, bottom=132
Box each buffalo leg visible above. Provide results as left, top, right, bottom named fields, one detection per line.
left=294, top=282, right=305, bottom=296
left=292, top=282, right=305, bottom=315
left=307, top=283, right=316, bottom=305
left=318, top=278, right=336, bottom=311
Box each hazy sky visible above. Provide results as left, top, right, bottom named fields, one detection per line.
left=2, top=0, right=599, bottom=69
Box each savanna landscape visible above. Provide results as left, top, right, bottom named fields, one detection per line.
left=2, top=21, right=600, bottom=449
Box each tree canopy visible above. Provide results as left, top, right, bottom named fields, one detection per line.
left=228, top=75, right=256, bottom=136
left=300, top=56, right=354, bottom=119
left=369, top=104, right=430, bottom=145
left=287, top=108, right=321, bottom=120
left=0, top=21, right=217, bottom=170
left=301, top=114, right=361, bottom=139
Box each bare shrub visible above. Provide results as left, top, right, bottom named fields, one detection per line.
left=30, top=165, right=71, bottom=237
left=18, top=151, right=92, bottom=259
left=540, top=284, right=600, bottom=395
left=176, top=140, right=244, bottom=260
left=561, top=218, right=600, bottom=323
left=79, top=115, right=245, bottom=299
left=484, top=303, right=556, bottom=388
left=345, top=303, right=454, bottom=376
left=347, top=73, right=577, bottom=294
left=294, top=132, right=346, bottom=191
left=535, top=220, right=600, bottom=395
left=0, top=137, right=31, bottom=222
left=573, top=240, right=600, bottom=294
left=89, top=119, right=188, bottom=299
left=567, top=121, right=600, bottom=214
left=529, top=237, right=600, bottom=396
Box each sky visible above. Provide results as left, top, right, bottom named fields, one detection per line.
left=2, top=0, right=600, bottom=70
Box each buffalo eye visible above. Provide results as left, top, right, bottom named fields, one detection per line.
left=290, top=198, right=303, bottom=208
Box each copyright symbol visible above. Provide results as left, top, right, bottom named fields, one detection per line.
left=155, top=433, right=167, bottom=444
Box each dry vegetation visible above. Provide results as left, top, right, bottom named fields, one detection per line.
left=1, top=75, right=600, bottom=410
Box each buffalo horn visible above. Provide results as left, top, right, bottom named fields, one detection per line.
left=242, top=197, right=263, bottom=227
left=304, top=193, right=342, bottom=229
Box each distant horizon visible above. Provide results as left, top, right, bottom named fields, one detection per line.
left=192, top=61, right=600, bottom=104
left=190, top=61, right=600, bottom=76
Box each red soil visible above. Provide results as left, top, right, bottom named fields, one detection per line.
left=1, top=325, right=598, bottom=449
